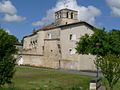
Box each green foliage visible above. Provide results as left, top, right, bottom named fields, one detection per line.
left=0, top=28, right=17, bottom=87
left=96, top=54, right=120, bottom=90
left=76, top=28, right=120, bottom=56
left=76, top=28, right=120, bottom=90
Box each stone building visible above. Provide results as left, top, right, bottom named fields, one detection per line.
left=21, top=8, right=96, bottom=71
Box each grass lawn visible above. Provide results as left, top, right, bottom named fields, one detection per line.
left=102, top=79, right=120, bottom=90
left=2, top=66, right=120, bottom=90
left=11, top=66, right=92, bottom=90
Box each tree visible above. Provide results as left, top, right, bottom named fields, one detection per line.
left=0, top=28, right=17, bottom=87
left=76, top=28, right=120, bottom=90
left=96, top=54, right=120, bottom=90
left=76, top=28, right=120, bottom=56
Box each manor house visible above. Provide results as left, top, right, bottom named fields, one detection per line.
left=21, top=8, right=96, bottom=71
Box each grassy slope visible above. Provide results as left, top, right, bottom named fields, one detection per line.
left=12, top=66, right=92, bottom=90
left=2, top=66, right=120, bottom=90
left=102, top=79, right=120, bottom=90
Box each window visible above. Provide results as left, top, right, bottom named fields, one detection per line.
left=59, top=50, right=61, bottom=54
left=30, top=39, right=38, bottom=48
left=66, top=12, right=69, bottom=18
left=60, top=12, right=62, bottom=18
left=57, top=44, right=61, bottom=49
left=56, top=13, right=59, bottom=19
left=71, top=13, right=73, bottom=19
left=70, top=34, right=76, bottom=41
left=30, top=41, right=32, bottom=45
left=70, top=34, right=72, bottom=40
left=35, top=40, right=37, bottom=43
left=69, top=48, right=72, bottom=52
left=48, top=33, right=52, bottom=39
left=42, top=46, right=44, bottom=53
left=58, top=12, right=61, bottom=18
left=69, top=48, right=76, bottom=55
left=66, top=22, right=68, bottom=25
left=33, top=41, right=35, bottom=44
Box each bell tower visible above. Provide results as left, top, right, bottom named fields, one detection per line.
left=55, top=8, right=78, bottom=26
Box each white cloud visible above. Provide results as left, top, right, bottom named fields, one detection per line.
left=0, top=0, right=26, bottom=22
left=3, top=14, right=26, bottom=22
left=32, top=0, right=101, bottom=26
left=0, top=0, right=17, bottom=15
left=106, top=0, right=120, bottom=16
left=32, top=9, right=55, bottom=26
left=5, top=28, right=11, bottom=34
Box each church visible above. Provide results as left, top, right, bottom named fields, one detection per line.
left=20, top=8, right=96, bottom=71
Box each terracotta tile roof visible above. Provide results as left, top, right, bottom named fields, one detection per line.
left=41, top=23, right=56, bottom=30
left=59, top=21, right=94, bottom=29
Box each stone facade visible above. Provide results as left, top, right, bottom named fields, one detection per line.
left=55, top=9, right=78, bottom=26
left=21, top=8, right=96, bottom=71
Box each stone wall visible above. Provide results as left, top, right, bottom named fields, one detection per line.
left=60, top=23, right=94, bottom=61
left=44, top=28, right=60, bottom=39
left=60, top=55, right=96, bottom=71
left=22, top=54, right=44, bottom=67
left=78, top=55, right=96, bottom=71
left=60, top=60, right=79, bottom=70
left=44, top=39, right=61, bottom=69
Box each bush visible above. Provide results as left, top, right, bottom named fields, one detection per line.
left=0, top=28, right=17, bottom=87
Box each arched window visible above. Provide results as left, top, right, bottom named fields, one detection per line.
left=71, top=13, right=74, bottom=19
left=59, top=12, right=61, bottom=18
left=66, top=12, right=69, bottom=18
left=55, top=14, right=58, bottom=19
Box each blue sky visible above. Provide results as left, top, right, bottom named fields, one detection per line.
left=0, top=0, right=120, bottom=40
